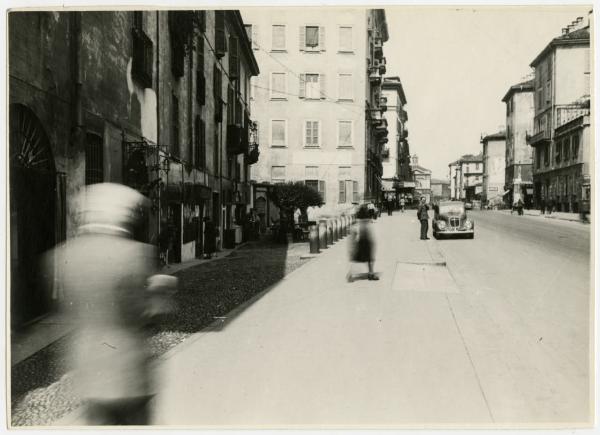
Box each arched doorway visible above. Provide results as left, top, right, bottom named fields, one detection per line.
left=9, top=104, right=57, bottom=328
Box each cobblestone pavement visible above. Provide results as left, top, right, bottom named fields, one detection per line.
left=11, top=238, right=311, bottom=427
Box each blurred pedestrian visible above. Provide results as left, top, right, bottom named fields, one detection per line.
left=387, top=197, right=393, bottom=216
left=540, top=198, right=546, bottom=215
left=417, top=196, right=430, bottom=240
left=347, top=204, right=378, bottom=282
left=203, top=216, right=217, bottom=258
left=51, top=183, right=176, bottom=425
left=517, top=198, right=524, bottom=216
left=400, top=196, right=405, bottom=213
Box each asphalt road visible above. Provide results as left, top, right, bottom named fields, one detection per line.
left=151, top=210, right=592, bottom=428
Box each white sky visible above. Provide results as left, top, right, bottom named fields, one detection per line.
left=385, top=5, right=592, bottom=180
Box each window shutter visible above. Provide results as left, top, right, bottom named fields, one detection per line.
left=319, top=26, right=326, bottom=51
left=317, top=121, right=322, bottom=147
left=299, top=74, right=305, bottom=98
left=252, top=25, right=259, bottom=50
left=319, top=74, right=326, bottom=99
left=319, top=180, right=326, bottom=202
left=299, top=26, right=305, bottom=51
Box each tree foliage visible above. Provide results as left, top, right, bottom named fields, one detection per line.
left=267, top=182, right=324, bottom=215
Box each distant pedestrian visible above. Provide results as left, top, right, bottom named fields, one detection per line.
left=400, top=197, right=405, bottom=213
left=540, top=199, right=546, bottom=215
left=347, top=204, right=378, bottom=281
left=50, top=183, right=176, bottom=425
left=367, top=202, right=375, bottom=220
left=387, top=198, right=393, bottom=216
left=203, top=216, right=217, bottom=258
left=417, top=196, right=430, bottom=240
left=517, top=198, right=524, bottom=216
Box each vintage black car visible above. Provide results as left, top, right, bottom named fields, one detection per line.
left=432, top=201, right=474, bottom=239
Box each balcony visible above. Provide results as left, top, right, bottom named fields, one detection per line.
left=373, top=38, right=383, bottom=59
left=374, top=56, right=386, bottom=75
left=227, top=124, right=246, bottom=155
left=369, top=68, right=382, bottom=85
left=247, top=142, right=260, bottom=165
left=526, top=129, right=550, bottom=146
left=379, top=96, right=388, bottom=113
left=556, top=104, right=590, bottom=128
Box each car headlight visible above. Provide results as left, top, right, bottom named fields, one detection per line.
left=464, top=220, right=473, bottom=229
left=437, top=220, right=446, bottom=229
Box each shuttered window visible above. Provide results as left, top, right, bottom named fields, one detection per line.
left=300, top=26, right=325, bottom=51
left=195, top=115, right=206, bottom=168
left=338, top=180, right=346, bottom=203
left=172, top=94, right=180, bottom=156
left=215, top=10, right=227, bottom=57
left=352, top=181, right=359, bottom=203
left=272, top=25, right=286, bottom=50
left=229, top=35, right=239, bottom=78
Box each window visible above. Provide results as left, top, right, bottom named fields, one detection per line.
left=544, top=143, right=549, bottom=166
left=299, top=74, right=325, bottom=100
left=245, top=24, right=259, bottom=50
left=270, top=72, right=287, bottom=99
left=338, top=73, right=353, bottom=100
left=271, top=166, right=286, bottom=183
left=304, top=120, right=320, bottom=147
left=475, top=163, right=480, bottom=170
left=271, top=25, right=286, bottom=51
left=195, top=115, right=206, bottom=168
left=352, top=181, right=359, bottom=203
left=215, top=10, right=227, bottom=57
left=339, top=26, right=352, bottom=52
left=172, top=94, right=179, bottom=156
left=229, top=36, right=239, bottom=78
left=213, top=130, right=219, bottom=173
left=563, top=138, right=570, bottom=161
left=555, top=140, right=561, bottom=164
left=536, top=147, right=541, bottom=169
left=300, top=25, right=325, bottom=51
left=306, top=26, right=319, bottom=47
left=169, top=12, right=185, bottom=78
left=131, top=12, right=153, bottom=88
left=196, top=41, right=205, bottom=105
left=338, top=180, right=346, bottom=203
left=572, top=133, right=580, bottom=161
left=271, top=120, right=287, bottom=147
left=338, top=121, right=352, bottom=147
left=545, top=82, right=551, bottom=105
left=85, top=133, right=103, bottom=185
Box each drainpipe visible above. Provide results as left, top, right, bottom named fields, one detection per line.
left=70, top=12, right=84, bottom=151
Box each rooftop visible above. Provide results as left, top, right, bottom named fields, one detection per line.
left=481, top=131, right=506, bottom=142
left=449, top=153, right=483, bottom=166
left=501, top=79, right=535, bottom=102
left=431, top=178, right=450, bottom=185
left=530, top=25, right=590, bottom=67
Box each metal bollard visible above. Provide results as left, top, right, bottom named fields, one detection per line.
left=327, top=220, right=334, bottom=245
left=333, top=219, right=339, bottom=242
left=309, top=224, right=319, bottom=254
left=318, top=220, right=328, bottom=249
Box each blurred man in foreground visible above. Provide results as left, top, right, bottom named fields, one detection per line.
left=53, top=183, right=175, bottom=425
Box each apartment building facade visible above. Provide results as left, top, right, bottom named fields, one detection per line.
left=502, top=79, right=534, bottom=207
left=449, top=154, right=484, bottom=201
left=8, top=10, right=258, bottom=327
left=381, top=76, right=411, bottom=203
left=527, top=14, right=591, bottom=212
left=480, top=132, right=506, bottom=206
left=242, top=8, right=389, bottom=218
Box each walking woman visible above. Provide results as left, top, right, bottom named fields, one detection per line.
left=347, top=204, right=379, bottom=282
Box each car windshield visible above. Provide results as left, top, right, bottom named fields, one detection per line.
left=439, top=203, right=464, bottom=214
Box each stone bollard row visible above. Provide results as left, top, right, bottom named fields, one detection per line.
left=309, top=224, right=319, bottom=254
left=333, top=219, right=339, bottom=242
left=318, top=219, right=328, bottom=250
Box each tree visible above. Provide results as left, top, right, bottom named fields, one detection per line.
left=267, top=182, right=324, bottom=242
